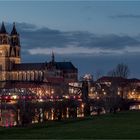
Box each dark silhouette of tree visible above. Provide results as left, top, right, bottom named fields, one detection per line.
left=18, top=100, right=35, bottom=126
left=103, top=85, right=122, bottom=114
left=81, top=80, right=91, bottom=116
left=108, top=63, right=130, bottom=78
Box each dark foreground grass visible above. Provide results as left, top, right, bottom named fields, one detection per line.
left=1, top=110, right=140, bottom=139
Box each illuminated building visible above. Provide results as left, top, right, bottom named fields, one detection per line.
left=95, top=76, right=140, bottom=100
left=0, top=22, right=78, bottom=89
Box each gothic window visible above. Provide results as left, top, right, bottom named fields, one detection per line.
left=0, top=50, right=6, bottom=57
left=38, top=71, right=43, bottom=81
left=16, top=38, right=19, bottom=45
left=15, top=72, right=18, bottom=80
left=31, top=71, right=34, bottom=81
left=23, top=72, right=27, bottom=81
left=0, top=36, right=2, bottom=44
left=17, top=72, right=19, bottom=80
left=35, top=71, right=38, bottom=81
left=5, top=50, right=8, bottom=57
left=2, top=36, right=8, bottom=44
left=19, top=72, right=22, bottom=80
left=12, top=38, right=15, bottom=45
left=2, top=73, right=5, bottom=80
left=17, top=50, right=19, bottom=56
left=11, top=48, right=15, bottom=57
left=27, top=71, right=30, bottom=81
left=11, top=37, right=19, bottom=46
left=16, top=49, right=20, bottom=57
left=0, top=50, right=2, bottom=56
left=0, top=65, right=2, bottom=71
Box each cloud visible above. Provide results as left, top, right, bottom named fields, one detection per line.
left=4, top=22, right=140, bottom=57
left=27, top=46, right=140, bottom=56
left=110, top=14, right=140, bottom=19
left=17, top=25, right=140, bottom=49
left=14, top=22, right=140, bottom=56
left=27, top=46, right=120, bottom=55
left=17, top=22, right=38, bottom=31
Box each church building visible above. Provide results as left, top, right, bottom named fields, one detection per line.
left=0, top=22, right=78, bottom=87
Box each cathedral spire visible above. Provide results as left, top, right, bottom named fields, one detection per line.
left=52, top=51, right=55, bottom=63
left=11, top=22, right=18, bottom=35
left=0, top=22, right=7, bottom=34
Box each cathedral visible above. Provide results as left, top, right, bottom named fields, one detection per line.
left=0, top=22, right=78, bottom=88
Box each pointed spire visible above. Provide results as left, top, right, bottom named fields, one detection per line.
left=11, top=22, right=18, bottom=35
left=0, top=22, right=7, bottom=34
left=52, top=51, right=55, bottom=63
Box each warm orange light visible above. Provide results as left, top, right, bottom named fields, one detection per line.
left=81, top=103, right=84, bottom=108
left=12, top=95, right=17, bottom=100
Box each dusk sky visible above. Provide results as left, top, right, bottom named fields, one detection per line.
left=0, top=1, right=140, bottom=79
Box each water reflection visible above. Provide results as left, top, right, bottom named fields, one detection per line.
left=2, top=104, right=139, bottom=127
left=130, top=104, right=140, bottom=110
left=0, top=106, right=85, bottom=127
left=0, top=110, right=16, bottom=127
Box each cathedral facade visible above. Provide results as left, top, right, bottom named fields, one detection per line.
left=0, top=22, right=78, bottom=86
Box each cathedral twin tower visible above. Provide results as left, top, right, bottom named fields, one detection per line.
left=0, top=22, right=20, bottom=72
left=0, top=22, right=20, bottom=81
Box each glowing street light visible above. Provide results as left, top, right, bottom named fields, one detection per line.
left=11, top=95, right=17, bottom=100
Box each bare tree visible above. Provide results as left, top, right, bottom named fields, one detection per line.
left=108, top=63, right=130, bottom=78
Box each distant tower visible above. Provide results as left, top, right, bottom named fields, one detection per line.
left=0, top=22, right=21, bottom=81
left=0, top=22, right=10, bottom=74
left=51, top=51, right=55, bottom=63
left=10, top=22, right=21, bottom=64
left=0, top=22, right=9, bottom=44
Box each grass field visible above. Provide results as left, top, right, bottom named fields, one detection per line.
left=1, top=110, right=140, bottom=139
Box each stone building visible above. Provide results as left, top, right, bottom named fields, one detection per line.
left=0, top=22, right=78, bottom=88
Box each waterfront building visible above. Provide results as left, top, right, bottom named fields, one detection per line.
left=0, top=22, right=78, bottom=90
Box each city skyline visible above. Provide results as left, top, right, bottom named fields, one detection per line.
left=0, top=1, right=140, bottom=78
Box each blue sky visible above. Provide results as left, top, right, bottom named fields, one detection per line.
left=1, top=1, right=140, bottom=34
left=0, top=1, right=140, bottom=78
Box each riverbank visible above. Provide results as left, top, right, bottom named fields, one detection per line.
left=0, top=110, right=140, bottom=139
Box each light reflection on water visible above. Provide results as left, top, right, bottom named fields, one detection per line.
left=1, top=104, right=139, bottom=127
left=0, top=106, right=85, bottom=127
left=130, top=104, right=140, bottom=110
left=0, top=110, right=17, bottom=127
